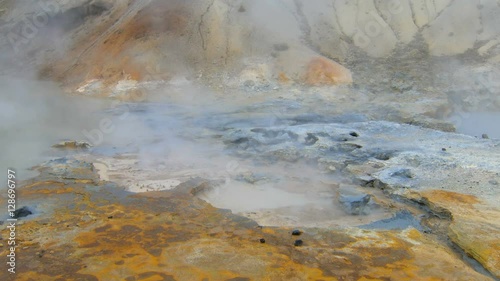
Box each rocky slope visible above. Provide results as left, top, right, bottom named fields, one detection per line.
left=1, top=0, right=499, bottom=106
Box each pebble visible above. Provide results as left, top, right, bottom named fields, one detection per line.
left=273, top=43, right=289, bottom=52
left=13, top=206, right=32, bottom=219
left=291, top=230, right=302, bottom=236
left=259, top=238, right=266, bottom=244
left=294, top=239, right=303, bottom=247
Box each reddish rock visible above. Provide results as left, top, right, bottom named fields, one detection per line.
left=305, top=57, right=353, bottom=86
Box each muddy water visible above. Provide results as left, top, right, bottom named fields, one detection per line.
left=198, top=179, right=392, bottom=228
left=1, top=79, right=398, bottom=228
left=0, top=78, right=111, bottom=180
left=77, top=99, right=397, bottom=228
left=452, top=112, right=500, bottom=139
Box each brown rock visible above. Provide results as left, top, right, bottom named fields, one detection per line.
left=52, top=141, right=91, bottom=150
left=305, top=57, right=353, bottom=86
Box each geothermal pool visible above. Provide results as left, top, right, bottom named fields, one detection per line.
left=452, top=112, right=500, bottom=139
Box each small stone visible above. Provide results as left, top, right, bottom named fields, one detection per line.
left=13, top=206, right=32, bottom=219
left=259, top=238, right=266, bottom=244
left=294, top=239, right=303, bottom=247
left=339, top=193, right=372, bottom=215
left=304, top=133, right=319, bottom=145
left=391, top=168, right=414, bottom=179
left=291, top=230, right=302, bottom=236
left=442, top=148, right=447, bottom=151
left=273, top=43, right=289, bottom=52
left=349, top=131, right=359, bottom=137
left=52, top=140, right=91, bottom=150
left=482, top=133, right=489, bottom=139
left=107, top=216, right=113, bottom=219
left=243, top=80, right=255, bottom=88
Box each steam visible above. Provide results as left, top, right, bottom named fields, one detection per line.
left=442, top=59, right=500, bottom=138
left=0, top=77, right=110, bottom=179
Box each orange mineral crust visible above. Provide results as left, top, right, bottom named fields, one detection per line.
left=0, top=162, right=492, bottom=281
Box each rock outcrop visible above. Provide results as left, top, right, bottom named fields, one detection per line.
left=1, top=0, right=499, bottom=99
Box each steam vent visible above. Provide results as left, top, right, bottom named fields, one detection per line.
left=2, top=0, right=500, bottom=280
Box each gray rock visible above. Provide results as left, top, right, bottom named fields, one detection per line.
left=337, top=185, right=375, bottom=215
left=52, top=140, right=91, bottom=150
left=218, top=119, right=500, bottom=199
left=360, top=210, right=428, bottom=232
left=339, top=194, right=372, bottom=215
left=36, top=157, right=99, bottom=184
